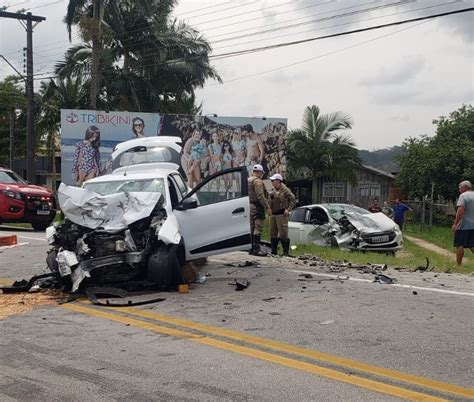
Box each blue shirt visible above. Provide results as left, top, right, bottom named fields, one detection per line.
left=393, top=203, right=410, bottom=221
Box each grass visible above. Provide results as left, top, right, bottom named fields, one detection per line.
left=404, top=223, right=453, bottom=251
left=262, top=219, right=474, bottom=274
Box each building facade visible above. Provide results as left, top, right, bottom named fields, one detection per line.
left=289, top=164, right=395, bottom=209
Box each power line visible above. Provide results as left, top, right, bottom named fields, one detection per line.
left=208, top=6, right=474, bottom=59
left=175, top=1, right=235, bottom=17
left=211, top=0, right=459, bottom=50
left=207, top=0, right=382, bottom=40
left=193, top=0, right=321, bottom=27
left=209, top=20, right=430, bottom=86
left=31, top=6, right=473, bottom=83
left=181, top=0, right=260, bottom=20
left=209, top=0, right=413, bottom=43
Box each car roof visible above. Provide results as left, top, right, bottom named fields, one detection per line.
left=111, top=136, right=182, bottom=160
left=84, top=170, right=171, bottom=184
left=295, top=203, right=349, bottom=209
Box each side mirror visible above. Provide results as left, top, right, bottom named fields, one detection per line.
left=176, top=197, right=198, bottom=211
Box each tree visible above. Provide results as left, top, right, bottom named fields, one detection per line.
left=61, top=0, right=220, bottom=112
left=396, top=105, right=474, bottom=200
left=0, top=77, right=26, bottom=164
left=287, top=105, right=361, bottom=203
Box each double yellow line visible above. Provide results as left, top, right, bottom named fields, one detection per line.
left=63, top=302, right=474, bottom=401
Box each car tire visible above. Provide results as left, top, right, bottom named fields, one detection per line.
left=147, top=244, right=183, bottom=290
left=31, top=222, right=52, bottom=231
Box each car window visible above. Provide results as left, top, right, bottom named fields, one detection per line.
left=289, top=208, right=307, bottom=223
left=310, top=208, right=329, bottom=224
left=193, top=170, right=243, bottom=206
left=0, top=170, right=25, bottom=184
left=171, top=173, right=188, bottom=197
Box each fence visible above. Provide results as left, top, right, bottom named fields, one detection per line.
left=404, top=197, right=455, bottom=230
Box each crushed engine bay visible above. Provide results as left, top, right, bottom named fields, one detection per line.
left=46, top=184, right=183, bottom=292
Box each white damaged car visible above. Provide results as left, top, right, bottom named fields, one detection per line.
left=46, top=137, right=251, bottom=291
left=288, top=203, right=403, bottom=253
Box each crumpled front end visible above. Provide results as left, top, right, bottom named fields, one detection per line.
left=333, top=212, right=403, bottom=252
left=46, top=184, right=181, bottom=292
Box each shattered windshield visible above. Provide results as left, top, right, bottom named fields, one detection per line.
left=326, top=204, right=370, bottom=220
left=83, top=178, right=165, bottom=197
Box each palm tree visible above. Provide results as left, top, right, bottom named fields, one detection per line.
left=62, top=0, right=220, bottom=112
left=287, top=105, right=361, bottom=203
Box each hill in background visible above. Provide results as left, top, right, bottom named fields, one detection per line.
left=358, top=146, right=403, bottom=174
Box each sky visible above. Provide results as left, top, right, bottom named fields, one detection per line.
left=0, top=0, right=473, bottom=150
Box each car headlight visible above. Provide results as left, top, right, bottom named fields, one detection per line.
left=2, top=189, right=23, bottom=200
left=393, top=224, right=401, bottom=232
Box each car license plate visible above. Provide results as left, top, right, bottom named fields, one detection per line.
left=372, top=235, right=389, bottom=243
left=37, top=210, right=50, bottom=215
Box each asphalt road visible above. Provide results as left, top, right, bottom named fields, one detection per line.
left=1, top=226, right=473, bottom=401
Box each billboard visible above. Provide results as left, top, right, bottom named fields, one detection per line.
left=159, top=114, right=287, bottom=188
left=60, top=110, right=287, bottom=188
left=60, top=109, right=161, bottom=185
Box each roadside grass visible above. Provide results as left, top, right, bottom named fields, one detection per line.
left=262, top=219, right=473, bottom=274
left=404, top=223, right=453, bottom=251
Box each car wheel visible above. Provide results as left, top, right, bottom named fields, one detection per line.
left=31, top=222, right=51, bottom=231
left=147, top=244, right=184, bottom=290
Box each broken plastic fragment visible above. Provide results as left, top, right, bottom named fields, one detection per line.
left=56, top=250, right=79, bottom=277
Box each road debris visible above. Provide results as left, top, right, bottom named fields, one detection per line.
left=374, top=274, right=396, bottom=284
left=0, top=273, right=60, bottom=293
left=85, top=287, right=166, bottom=307
left=0, top=290, right=64, bottom=320
left=229, top=279, right=250, bottom=291
left=225, top=260, right=260, bottom=268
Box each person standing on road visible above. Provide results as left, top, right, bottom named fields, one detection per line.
left=248, top=164, right=272, bottom=256
left=452, top=180, right=474, bottom=266
left=268, top=173, right=296, bottom=256
left=393, top=198, right=411, bottom=230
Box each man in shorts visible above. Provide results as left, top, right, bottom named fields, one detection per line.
left=452, top=180, right=474, bottom=266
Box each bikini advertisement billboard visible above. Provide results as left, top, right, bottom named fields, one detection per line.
left=159, top=114, right=288, bottom=188
left=60, top=109, right=161, bottom=186
left=60, top=110, right=287, bottom=188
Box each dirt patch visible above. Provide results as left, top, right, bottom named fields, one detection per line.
left=405, top=235, right=458, bottom=260
left=0, top=291, right=64, bottom=320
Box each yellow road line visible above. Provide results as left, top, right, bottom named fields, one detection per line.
left=117, top=307, right=474, bottom=400
left=64, top=303, right=446, bottom=401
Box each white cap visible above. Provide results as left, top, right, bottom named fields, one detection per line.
left=270, top=173, right=283, bottom=181
left=252, top=164, right=264, bottom=172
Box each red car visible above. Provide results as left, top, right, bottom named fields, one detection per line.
left=0, top=165, right=56, bottom=231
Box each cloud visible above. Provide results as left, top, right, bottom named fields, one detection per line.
left=436, top=9, right=474, bottom=43
left=359, top=55, right=426, bottom=87
left=370, top=84, right=473, bottom=105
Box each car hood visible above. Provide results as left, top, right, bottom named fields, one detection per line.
left=344, top=212, right=395, bottom=233
left=57, top=183, right=163, bottom=231
left=1, top=183, right=52, bottom=195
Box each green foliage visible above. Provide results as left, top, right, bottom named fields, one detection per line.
left=287, top=105, right=361, bottom=202
left=59, top=0, right=220, bottom=113
left=404, top=223, right=453, bottom=251
left=396, top=105, right=474, bottom=201
left=0, top=78, right=27, bottom=163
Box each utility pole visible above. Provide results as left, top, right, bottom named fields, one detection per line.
left=0, top=10, right=45, bottom=183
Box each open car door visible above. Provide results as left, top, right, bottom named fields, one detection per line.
left=174, top=167, right=251, bottom=260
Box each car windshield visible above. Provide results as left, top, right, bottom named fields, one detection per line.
left=0, top=170, right=26, bottom=184
left=326, top=204, right=370, bottom=220
left=83, top=178, right=165, bottom=197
